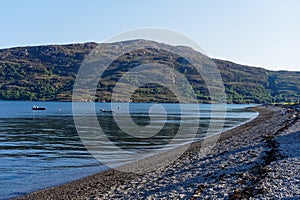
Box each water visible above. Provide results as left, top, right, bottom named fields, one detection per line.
left=0, top=101, right=258, bottom=199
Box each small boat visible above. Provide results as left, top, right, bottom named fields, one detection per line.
left=100, top=109, right=115, bottom=113
left=32, top=105, right=46, bottom=110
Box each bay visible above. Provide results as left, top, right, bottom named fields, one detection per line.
left=0, top=101, right=258, bottom=199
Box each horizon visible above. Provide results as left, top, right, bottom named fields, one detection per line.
left=1, top=0, right=300, bottom=71
left=1, top=40, right=298, bottom=73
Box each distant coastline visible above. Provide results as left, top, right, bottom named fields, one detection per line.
left=0, top=41, right=299, bottom=104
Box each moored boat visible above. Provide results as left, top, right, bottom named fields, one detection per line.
left=32, top=105, right=46, bottom=110
left=100, top=109, right=115, bottom=113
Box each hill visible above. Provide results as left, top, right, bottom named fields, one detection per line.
left=0, top=40, right=299, bottom=103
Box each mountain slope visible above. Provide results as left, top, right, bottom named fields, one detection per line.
left=0, top=41, right=299, bottom=103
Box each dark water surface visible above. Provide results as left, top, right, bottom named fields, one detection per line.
left=0, top=101, right=258, bottom=199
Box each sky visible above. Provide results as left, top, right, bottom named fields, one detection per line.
left=0, top=0, right=299, bottom=71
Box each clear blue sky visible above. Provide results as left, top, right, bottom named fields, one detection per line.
left=1, top=0, right=299, bottom=71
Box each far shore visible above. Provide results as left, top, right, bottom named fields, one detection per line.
left=15, top=105, right=300, bottom=199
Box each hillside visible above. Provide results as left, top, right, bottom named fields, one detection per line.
left=0, top=40, right=299, bottom=103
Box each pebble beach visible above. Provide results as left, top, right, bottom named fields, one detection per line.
left=16, top=106, right=300, bottom=200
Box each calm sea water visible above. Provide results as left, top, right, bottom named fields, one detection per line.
left=0, top=101, right=258, bottom=199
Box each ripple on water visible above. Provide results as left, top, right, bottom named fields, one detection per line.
left=0, top=101, right=258, bottom=199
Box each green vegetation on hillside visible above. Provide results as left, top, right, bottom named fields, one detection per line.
left=0, top=41, right=299, bottom=103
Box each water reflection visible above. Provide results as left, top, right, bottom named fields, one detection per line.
left=0, top=102, right=258, bottom=199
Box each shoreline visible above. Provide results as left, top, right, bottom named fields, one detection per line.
left=15, top=106, right=299, bottom=199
